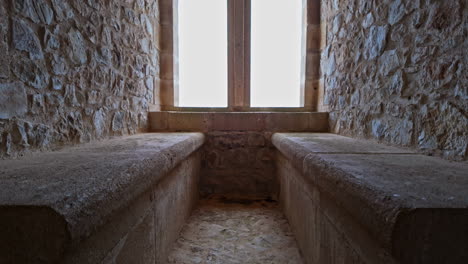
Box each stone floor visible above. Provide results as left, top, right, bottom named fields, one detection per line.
left=167, top=196, right=304, bottom=264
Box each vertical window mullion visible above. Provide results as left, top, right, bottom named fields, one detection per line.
left=244, top=0, right=251, bottom=109
left=228, top=0, right=251, bottom=110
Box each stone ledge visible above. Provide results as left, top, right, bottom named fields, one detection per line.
left=272, top=133, right=468, bottom=263
left=149, top=111, right=329, bottom=132
left=0, top=133, right=204, bottom=261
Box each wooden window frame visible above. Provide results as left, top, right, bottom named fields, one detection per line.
left=158, top=0, right=320, bottom=112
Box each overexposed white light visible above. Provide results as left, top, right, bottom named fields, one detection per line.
left=251, top=0, right=303, bottom=107
left=178, top=0, right=228, bottom=107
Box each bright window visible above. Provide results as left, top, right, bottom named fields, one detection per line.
left=250, top=0, right=303, bottom=107
left=176, top=0, right=304, bottom=108
left=178, top=0, right=228, bottom=107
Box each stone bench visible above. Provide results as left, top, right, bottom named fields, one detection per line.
left=0, top=133, right=205, bottom=264
left=273, top=133, right=468, bottom=264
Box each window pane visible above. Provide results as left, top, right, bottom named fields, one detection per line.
left=178, top=0, right=228, bottom=107
left=251, top=0, right=303, bottom=107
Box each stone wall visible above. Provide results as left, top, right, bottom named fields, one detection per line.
left=0, top=0, right=159, bottom=158
left=200, top=132, right=278, bottom=198
left=320, top=0, right=467, bottom=160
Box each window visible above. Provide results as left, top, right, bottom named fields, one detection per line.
left=178, top=0, right=228, bottom=107
left=159, top=0, right=318, bottom=111
left=251, top=0, right=303, bottom=107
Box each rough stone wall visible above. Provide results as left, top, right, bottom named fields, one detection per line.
left=0, top=0, right=159, bottom=158
left=320, top=0, right=467, bottom=160
left=201, top=132, right=278, bottom=198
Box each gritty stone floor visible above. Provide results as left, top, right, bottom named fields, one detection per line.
left=167, top=196, right=304, bottom=264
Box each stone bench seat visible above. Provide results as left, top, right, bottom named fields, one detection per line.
left=0, top=133, right=205, bottom=263
left=272, top=133, right=468, bottom=264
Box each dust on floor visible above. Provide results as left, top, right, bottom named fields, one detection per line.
left=167, top=196, right=304, bottom=264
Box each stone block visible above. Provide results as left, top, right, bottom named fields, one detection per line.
left=160, top=53, right=174, bottom=80
left=0, top=82, right=28, bottom=119
left=167, top=112, right=211, bottom=132
left=0, top=41, right=9, bottom=79
left=12, top=59, right=49, bottom=90
left=0, top=133, right=204, bottom=263
left=274, top=133, right=468, bottom=263
left=12, top=18, right=43, bottom=60
left=211, top=113, right=265, bottom=132
left=160, top=25, right=173, bottom=52
left=306, top=52, right=320, bottom=80
left=307, top=24, right=321, bottom=51
left=68, top=29, right=87, bottom=65
left=149, top=112, right=329, bottom=133
left=116, top=211, right=156, bottom=264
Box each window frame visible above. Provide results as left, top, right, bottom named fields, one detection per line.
left=158, top=0, right=320, bottom=112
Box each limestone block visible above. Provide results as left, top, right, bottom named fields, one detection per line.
left=0, top=82, right=27, bottom=119
left=0, top=41, right=9, bottom=79
left=12, top=58, right=49, bottom=90
left=116, top=211, right=156, bottom=264
left=12, top=18, right=43, bottom=60
left=0, top=133, right=204, bottom=263
left=68, top=29, right=87, bottom=65
left=274, top=133, right=468, bottom=263
left=364, top=25, right=388, bottom=60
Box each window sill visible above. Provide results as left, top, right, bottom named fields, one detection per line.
left=160, top=106, right=316, bottom=112
left=149, top=111, right=329, bottom=132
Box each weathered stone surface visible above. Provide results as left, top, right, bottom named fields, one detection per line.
left=0, top=82, right=28, bottom=119
left=379, top=50, right=400, bottom=76
left=51, top=0, right=74, bottom=22
left=388, top=70, right=404, bottom=96
left=67, top=29, right=87, bottom=65
left=93, top=108, right=106, bottom=138
left=112, top=111, right=125, bottom=132
left=11, top=121, right=28, bottom=146
left=278, top=154, right=376, bottom=264
left=364, top=25, right=388, bottom=60
left=44, top=29, right=60, bottom=51
left=14, top=0, right=54, bottom=25
left=0, top=133, right=204, bottom=263
left=30, top=94, right=45, bottom=114
left=51, top=76, right=63, bottom=90
left=27, top=123, right=52, bottom=148
left=0, top=3, right=9, bottom=78
left=45, top=92, right=64, bottom=106
left=0, top=41, right=9, bottom=79
left=64, top=84, right=79, bottom=106
left=274, top=133, right=468, bottom=264
left=52, top=54, right=68, bottom=76
left=362, top=13, right=374, bottom=28
left=167, top=197, right=303, bottom=264
left=12, top=58, right=49, bottom=89
left=388, top=0, right=406, bottom=25
left=332, top=14, right=343, bottom=34
left=322, top=0, right=467, bottom=160
left=201, top=132, right=277, bottom=197
left=12, top=18, right=43, bottom=60
left=2, top=0, right=159, bottom=158
left=149, top=112, right=329, bottom=133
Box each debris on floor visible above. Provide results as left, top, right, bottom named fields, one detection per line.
left=167, top=196, right=304, bottom=264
